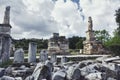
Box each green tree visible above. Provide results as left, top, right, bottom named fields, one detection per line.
left=69, top=36, right=80, bottom=49
left=104, top=8, right=120, bottom=55
left=94, top=29, right=111, bottom=44
left=13, top=38, right=48, bottom=50
left=114, top=8, right=120, bottom=37
left=76, top=37, right=85, bottom=49
left=76, top=41, right=82, bottom=49
left=115, top=8, right=120, bottom=27
left=68, top=36, right=85, bottom=49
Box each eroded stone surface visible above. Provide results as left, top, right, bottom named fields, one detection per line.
left=83, top=17, right=104, bottom=54
left=39, top=50, right=48, bottom=62
left=51, top=54, right=57, bottom=64
left=28, top=42, right=37, bottom=63
left=1, top=56, right=120, bottom=80
left=14, top=48, right=24, bottom=63
left=0, top=6, right=12, bottom=64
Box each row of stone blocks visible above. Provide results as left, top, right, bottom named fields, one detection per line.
left=14, top=42, right=67, bottom=64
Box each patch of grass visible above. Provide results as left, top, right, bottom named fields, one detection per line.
left=24, top=53, right=40, bottom=57
left=0, top=60, right=12, bottom=68
left=69, top=49, right=80, bottom=55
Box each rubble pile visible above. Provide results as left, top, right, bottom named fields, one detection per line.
left=0, top=56, right=120, bottom=80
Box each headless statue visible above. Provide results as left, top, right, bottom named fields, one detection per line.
left=88, top=16, right=93, bottom=31
left=3, top=6, right=10, bottom=24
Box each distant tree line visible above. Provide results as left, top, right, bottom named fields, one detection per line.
left=68, top=36, right=86, bottom=49
left=13, top=38, right=48, bottom=50
left=13, top=37, right=86, bottom=50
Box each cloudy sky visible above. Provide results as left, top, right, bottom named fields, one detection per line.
left=0, top=0, right=120, bottom=39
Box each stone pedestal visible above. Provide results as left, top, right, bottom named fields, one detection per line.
left=28, top=42, right=37, bottom=63
left=0, top=34, right=12, bottom=63
left=83, top=17, right=103, bottom=54
left=39, top=50, right=48, bottom=62
left=50, top=54, right=57, bottom=63
left=14, top=48, right=24, bottom=63
left=61, top=56, right=67, bottom=64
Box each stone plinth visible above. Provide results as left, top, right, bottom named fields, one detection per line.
left=28, top=42, right=37, bottom=63
left=83, top=41, right=103, bottom=54
left=0, top=35, right=11, bottom=62
left=14, top=48, right=24, bottom=63
left=51, top=54, right=57, bottom=63
left=61, top=56, right=67, bottom=64
left=39, top=50, right=48, bottom=62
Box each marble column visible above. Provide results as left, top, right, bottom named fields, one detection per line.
left=0, top=6, right=12, bottom=63
left=0, top=36, right=11, bottom=63
left=28, top=42, right=37, bottom=63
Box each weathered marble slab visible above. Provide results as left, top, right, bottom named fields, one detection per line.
left=61, top=56, right=67, bottom=64
left=51, top=54, right=57, bottom=63
left=28, top=42, right=37, bottom=63
left=39, top=50, right=48, bottom=62
left=14, top=48, right=24, bottom=63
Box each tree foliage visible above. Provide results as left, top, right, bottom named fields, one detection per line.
left=115, top=8, right=120, bottom=27
left=114, top=8, right=120, bottom=37
left=68, top=36, right=85, bottom=49
left=104, top=8, right=120, bottom=55
left=94, top=29, right=111, bottom=44
left=13, top=38, right=48, bottom=50
left=13, top=36, right=85, bottom=50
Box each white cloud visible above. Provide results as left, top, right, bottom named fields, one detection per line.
left=80, top=0, right=120, bottom=35
left=51, top=0, right=85, bottom=37
left=0, top=0, right=120, bottom=39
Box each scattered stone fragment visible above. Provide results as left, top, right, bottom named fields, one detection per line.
left=0, top=68, right=5, bottom=77
left=67, top=66, right=81, bottom=80
left=1, top=76, right=15, bottom=80
left=14, top=77, right=22, bottom=80
left=32, top=62, right=51, bottom=80
left=85, top=72, right=102, bottom=80
left=52, top=70, right=67, bottom=80
left=1, top=55, right=120, bottom=80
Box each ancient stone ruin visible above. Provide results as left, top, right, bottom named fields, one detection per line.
left=48, top=33, right=69, bottom=54
left=39, top=49, right=48, bottom=62
left=14, top=48, right=24, bottom=63
left=28, top=42, right=37, bottom=63
left=0, top=6, right=120, bottom=80
left=0, top=6, right=12, bottom=63
left=83, top=17, right=104, bottom=54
